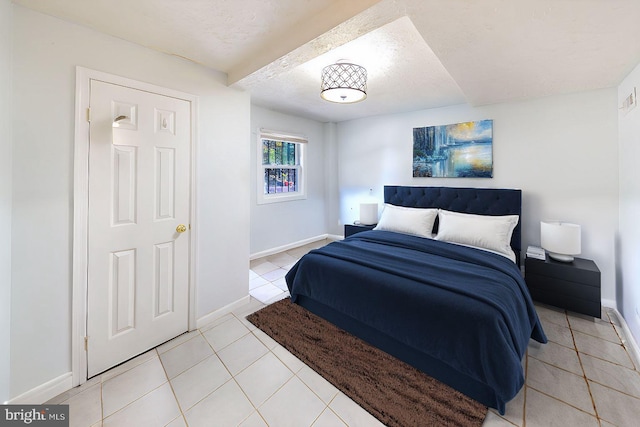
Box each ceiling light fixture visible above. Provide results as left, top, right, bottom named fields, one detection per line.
left=320, top=61, right=367, bottom=104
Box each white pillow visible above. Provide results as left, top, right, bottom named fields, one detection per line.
left=373, top=204, right=438, bottom=238
left=435, top=209, right=519, bottom=262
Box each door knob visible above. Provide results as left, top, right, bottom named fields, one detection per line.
left=176, top=224, right=187, bottom=233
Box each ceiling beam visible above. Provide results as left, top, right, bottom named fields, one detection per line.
left=228, top=0, right=391, bottom=86
left=230, top=0, right=408, bottom=90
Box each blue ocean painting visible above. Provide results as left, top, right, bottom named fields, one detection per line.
left=413, top=120, right=493, bottom=178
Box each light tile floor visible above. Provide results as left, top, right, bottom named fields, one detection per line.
left=50, top=240, right=640, bottom=426
left=248, top=239, right=332, bottom=305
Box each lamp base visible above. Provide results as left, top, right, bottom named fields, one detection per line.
left=548, top=252, right=575, bottom=262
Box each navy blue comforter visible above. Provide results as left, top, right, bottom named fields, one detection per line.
left=286, top=230, right=546, bottom=412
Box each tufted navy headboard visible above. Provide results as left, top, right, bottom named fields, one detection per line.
left=384, top=186, right=522, bottom=264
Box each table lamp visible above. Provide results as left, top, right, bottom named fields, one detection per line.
left=359, top=203, right=378, bottom=225
left=541, top=221, right=581, bottom=262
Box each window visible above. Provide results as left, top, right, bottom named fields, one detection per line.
left=257, top=129, right=307, bottom=204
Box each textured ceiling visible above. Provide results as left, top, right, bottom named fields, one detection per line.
left=248, top=16, right=466, bottom=122
left=13, top=0, right=640, bottom=122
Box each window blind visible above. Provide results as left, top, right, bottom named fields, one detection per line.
left=260, top=129, right=308, bottom=144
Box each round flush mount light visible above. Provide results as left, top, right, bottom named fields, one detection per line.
left=320, top=62, right=367, bottom=104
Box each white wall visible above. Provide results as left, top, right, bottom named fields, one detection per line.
left=10, top=5, right=250, bottom=399
left=336, top=89, right=618, bottom=305
left=323, top=122, right=341, bottom=236
left=618, top=63, right=640, bottom=344
left=250, top=105, right=326, bottom=255
left=0, top=0, right=13, bottom=404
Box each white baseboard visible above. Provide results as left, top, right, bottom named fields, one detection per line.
left=250, top=234, right=330, bottom=260
left=6, top=372, right=72, bottom=405
left=196, top=295, right=251, bottom=329
left=602, top=303, right=640, bottom=369
left=602, top=298, right=617, bottom=311
left=7, top=296, right=252, bottom=404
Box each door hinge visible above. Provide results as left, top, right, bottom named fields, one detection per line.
left=84, top=336, right=88, bottom=351
left=86, top=107, right=91, bottom=123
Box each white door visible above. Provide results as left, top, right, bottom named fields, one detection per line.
left=87, top=80, right=191, bottom=377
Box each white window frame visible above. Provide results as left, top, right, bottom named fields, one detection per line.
left=257, top=128, right=307, bottom=204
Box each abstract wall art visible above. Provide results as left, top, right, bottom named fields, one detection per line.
left=413, top=120, right=493, bottom=178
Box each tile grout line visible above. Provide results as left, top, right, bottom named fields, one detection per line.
left=568, top=310, right=601, bottom=424
left=526, top=386, right=599, bottom=420
left=161, top=331, right=214, bottom=379
left=330, top=397, right=352, bottom=427
left=606, top=310, right=638, bottom=370
left=199, top=312, right=304, bottom=426
left=164, top=328, right=231, bottom=420
left=578, top=314, right=640, bottom=403
left=586, top=377, right=640, bottom=402
left=527, top=308, right=601, bottom=423
left=227, top=328, right=280, bottom=416
left=230, top=375, right=261, bottom=425
left=293, top=367, right=338, bottom=417
left=155, top=343, right=192, bottom=426
left=236, top=304, right=350, bottom=426
left=538, top=319, right=636, bottom=372
left=251, top=370, right=326, bottom=427
left=164, top=319, right=266, bottom=423
left=188, top=328, right=240, bottom=412
left=101, top=356, right=172, bottom=424
left=545, top=312, right=622, bottom=346
left=560, top=328, right=622, bottom=346
left=528, top=355, right=581, bottom=377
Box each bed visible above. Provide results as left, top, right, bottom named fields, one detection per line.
left=285, top=186, right=547, bottom=414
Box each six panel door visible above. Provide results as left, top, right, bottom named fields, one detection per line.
left=87, top=80, right=191, bottom=377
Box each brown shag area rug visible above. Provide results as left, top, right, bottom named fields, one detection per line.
left=246, top=298, right=487, bottom=427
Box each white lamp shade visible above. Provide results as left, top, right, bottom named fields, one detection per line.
left=359, top=203, right=378, bottom=225
left=541, top=221, right=581, bottom=262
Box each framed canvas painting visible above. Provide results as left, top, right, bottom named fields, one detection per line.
left=413, top=120, right=493, bottom=178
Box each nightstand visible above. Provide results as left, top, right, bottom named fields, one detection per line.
left=344, top=223, right=376, bottom=238
left=525, top=256, right=601, bottom=318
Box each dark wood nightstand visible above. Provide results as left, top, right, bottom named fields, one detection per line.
left=344, top=223, right=376, bottom=238
left=525, top=256, right=601, bottom=318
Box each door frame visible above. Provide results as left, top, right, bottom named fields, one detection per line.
left=72, top=67, right=198, bottom=386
